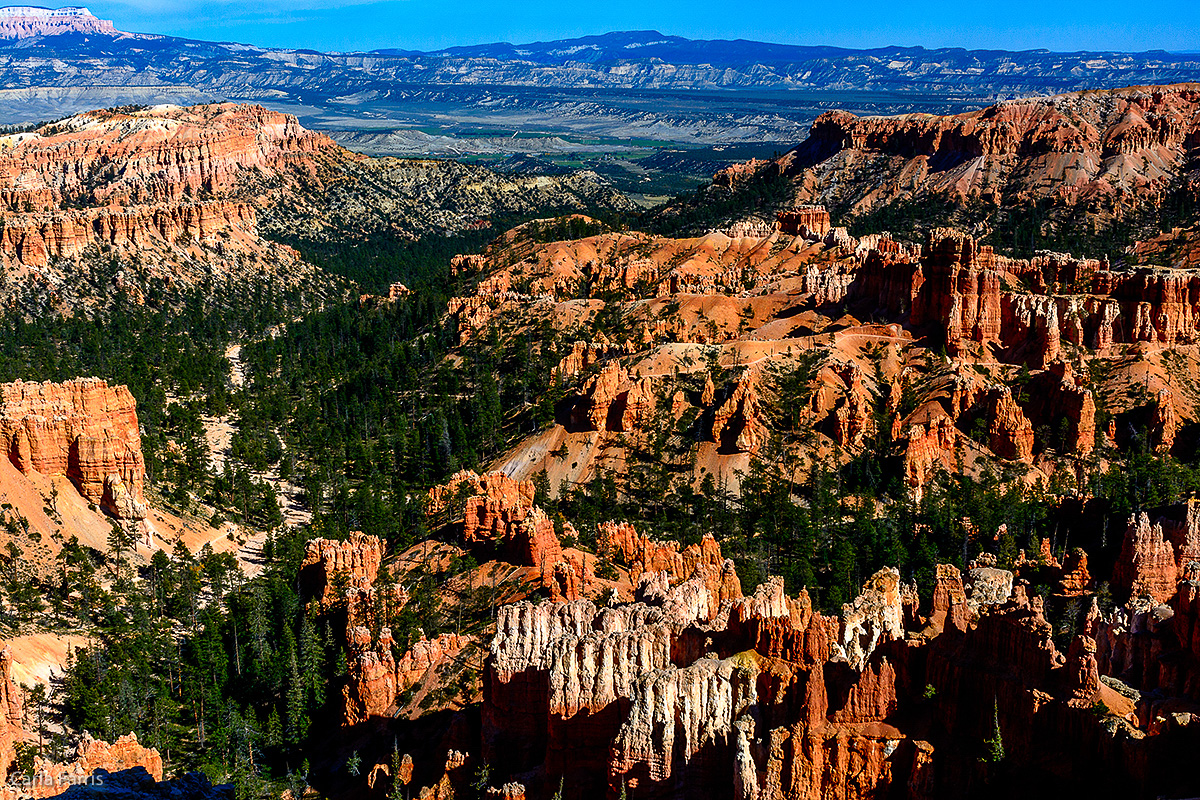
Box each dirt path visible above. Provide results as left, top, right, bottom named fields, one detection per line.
left=226, top=344, right=247, bottom=388
left=198, top=340, right=312, bottom=573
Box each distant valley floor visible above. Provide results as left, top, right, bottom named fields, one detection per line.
left=0, top=83, right=990, bottom=200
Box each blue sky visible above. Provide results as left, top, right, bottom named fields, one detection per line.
left=85, top=0, right=1199, bottom=53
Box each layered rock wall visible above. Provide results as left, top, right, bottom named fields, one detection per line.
left=0, top=378, right=145, bottom=518
left=793, top=86, right=1200, bottom=214
left=851, top=226, right=1200, bottom=366
left=0, top=201, right=259, bottom=269
left=0, top=104, right=332, bottom=214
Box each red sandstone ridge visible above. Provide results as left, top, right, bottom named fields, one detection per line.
left=0, top=378, right=145, bottom=518
left=778, top=84, right=1200, bottom=217
left=0, top=102, right=339, bottom=310
left=599, top=522, right=724, bottom=582
left=0, top=201, right=263, bottom=270
left=0, top=104, right=332, bottom=214
left=849, top=225, right=1200, bottom=366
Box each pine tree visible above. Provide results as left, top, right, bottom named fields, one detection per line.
left=983, top=698, right=1005, bottom=763
left=285, top=648, right=307, bottom=746
left=298, top=613, right=325, bottom=708
left=389, top=747, right=406, bottom=800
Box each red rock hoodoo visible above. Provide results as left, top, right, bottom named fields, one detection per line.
left=0, top=646, right=21, bottom=781
left=473, top=541, right=1194, bottom=799
left=299, top=531, right=386, bottom=606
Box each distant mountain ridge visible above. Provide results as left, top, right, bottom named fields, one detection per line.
left=0, top=19, right=1196, bottom=98
left=378, top=29, right=1182, bottom=69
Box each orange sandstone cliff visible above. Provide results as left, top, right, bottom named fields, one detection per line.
left=0, top=378, right=145, bottom=519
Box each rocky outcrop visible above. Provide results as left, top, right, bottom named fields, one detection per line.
left=520, top=509, right=594, bottom=602
left=574, top=363, right=628, bottom=432
left=599, top=523, right=725, bottom=583
left=343, top=627, right=471, bottom=725
left=0, top=103, right=341, bottom=312
left=427, top=470, right=537, bottom=546
left=299, top=531, right=384, bottom=605
left=621, top=376, right=658, bottom=433
left=483, top=563, right=760, bottom=790
left=848, top=223, right=1200, bottom=367
left=776, top=205, right=830, bottom=238
left=426, top=472, right=591, bottom=601
left=828, top=362, right=874, bottom=448
left=712, top=376, right=769, bottom=454
left=564, top=363, right=659, bottom=435
left=912, top=229, right=1005, bottom=354
left=0, top=378, right=145, bottom=518
left=840, top=567, right=907, bottom=670
left=965, top=562, right=1014, bottom=612
left=0, top=201, right=262, bottom=270
left=0, top=105, right=331, bottom=215
left=712, top=159, right=773, bottom=188
left=1113, top=513, right=1180, bottom=604
left=1057, top=548, right=1094, bottom=596
left=1022, top=361, right=1097, bottom=455
left=0, top=731, right=164, bottom=800
left=343, top=626, right=397, bottom=726
left=552, top=341, right=621, bottom=380
left=1151, top=387, right=1179, bottom=453
left=395, top=633, right=471, bottom=696
left=985, top=387, right=1034, bottom=462
left=478, top=557, right=1175, bottom=800
left=1091, top=503, right=1200, bottom=723
left=0, top=646, right=21, bottom=781
left=931, top=563, right=971, bottom=633
left=1110, top=501, right=1200, bottom=606
left=608, top=655, right=757, bottom=792
left=787, top=86, right=1200, bottom=219
left=901, top=414, right=962, bottom=501
left=427, top=470, right=536, bottom=520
